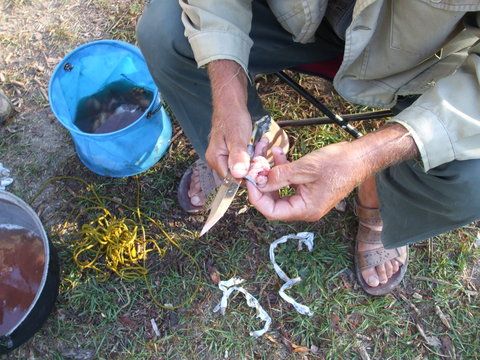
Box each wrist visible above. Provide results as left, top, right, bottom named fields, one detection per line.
left=351, top=123, right=419, bottom=176
left=208, top=60, right=248, bottom=110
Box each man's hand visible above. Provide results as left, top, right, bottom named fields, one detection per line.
left=247, top=124, right=419, bottom=222
left=205, top=60, right=251, bottom=179
left=247, top=142, right=363, bottom=221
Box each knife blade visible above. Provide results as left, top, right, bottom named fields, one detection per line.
left=200, top=115, right=271, bottom=236
left=199, top=174, right=240, bottom=236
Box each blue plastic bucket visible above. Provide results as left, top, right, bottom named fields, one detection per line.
left=49, top=40, right=172, bottom=177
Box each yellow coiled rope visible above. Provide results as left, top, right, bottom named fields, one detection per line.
left=33, top=176, right=199, bottom=310
left=73, top=209, right=166, bottom=281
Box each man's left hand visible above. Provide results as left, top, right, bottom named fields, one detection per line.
left=247, top=142, right=366, bottom=221
left=246, top=124, right=419, bottom=222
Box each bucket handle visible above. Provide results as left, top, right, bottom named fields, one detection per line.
left=147, top=92, right=162, bottom=119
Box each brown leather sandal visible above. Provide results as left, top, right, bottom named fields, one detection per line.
left=354, top=201, right=408, bottom=296
left=177, top=120, right=289, bottom=214
left=177, top=159, right=218, bottom=214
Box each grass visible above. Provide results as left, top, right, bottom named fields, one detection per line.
left=2, top=1, right=480, bottom=359
left=7, top=133, right=479, bottom=359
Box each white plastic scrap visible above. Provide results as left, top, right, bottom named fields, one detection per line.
left=270, top=232, right=315, bottom=317
left=0, top=163, right=13, bottom=191
left=213, top=277, right=272, bottom=338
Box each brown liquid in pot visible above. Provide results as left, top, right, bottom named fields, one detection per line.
left=0, top=225, right=45, bottom=335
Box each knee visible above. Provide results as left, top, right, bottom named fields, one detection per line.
left=455, top=159, right=480, bottom=207
left=136, top=0, right=192, bottom=75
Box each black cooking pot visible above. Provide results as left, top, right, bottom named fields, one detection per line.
left=0, top=191, right=60, bottom=354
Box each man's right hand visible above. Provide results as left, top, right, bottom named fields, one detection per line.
left=205, top=60, right=251, bottom=179
left=206, top=105, right=252, bottom=179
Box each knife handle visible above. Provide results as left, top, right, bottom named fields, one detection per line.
left=247, top=144, right=255, bottom=158
left=248, top=115, right=272, bottom=158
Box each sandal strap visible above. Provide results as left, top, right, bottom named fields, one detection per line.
left=195, top=159, right=217, bottom=199
left=264, top=120, right=289, bottom=165
left=357, top=247, right=402, bottom=269
left=356, top=223, right=383, bottom=244
left=354, top=200, right=382, bottom=229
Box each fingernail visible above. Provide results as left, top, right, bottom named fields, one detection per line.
left=233, top=164, right=248, bottom=173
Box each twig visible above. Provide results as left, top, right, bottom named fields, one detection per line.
left=398, top=293, right=420, bottom=316
left=169, top=129, right=183, bottom=144
left=416, top=323, right=441, bottom=348
left=150, top=318, right=161, bottom=337
left=356, top=334, right=372, bottom=341
left=116, top=281, right=131, bottom=310
left=421, top=343, right=450, bottom=358
left=356, top=342, right=371, bottom=360
left=411, top=276, right=453, bottom=286
left=435, top=305, right=451, bottom=330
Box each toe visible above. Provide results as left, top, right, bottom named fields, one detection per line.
left=190, top=191, right=206, bottom=206
left=392, top=260, right=400, bottom=273
left=190, top=195, right=201, bottom=206
left=188, top=180, right=201, bottom=198
left=376, top=264, right=388, bottom=284
left=385, top=260, right=393, bottom=279
left=187, top=167, right=207, bottom=206
left=362, top=267, right=380, bottom=287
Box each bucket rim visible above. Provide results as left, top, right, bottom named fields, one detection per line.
left=48, top=39, right=161, bottom=138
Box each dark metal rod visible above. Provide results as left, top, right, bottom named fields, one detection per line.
left=275, top=71, right=363, bottom=138
left=277, top=109, right=393, bottom=128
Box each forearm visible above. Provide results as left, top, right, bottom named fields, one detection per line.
left=350, top=123, right=419, bottom=181
left=207, top=60, right=248, bottom=124
left=205, top=60, right=253, bottom=178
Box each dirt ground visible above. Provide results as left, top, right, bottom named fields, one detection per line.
left=0, top=0, right=143, bottom=223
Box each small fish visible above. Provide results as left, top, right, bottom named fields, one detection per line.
left=93, top=104, right=144, bottom=134
left=74, top=80, right=154, bottom=134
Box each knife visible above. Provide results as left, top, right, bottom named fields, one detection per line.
left=199, top=115, right=272, bottom=236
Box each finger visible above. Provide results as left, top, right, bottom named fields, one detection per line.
left=254, top=136, right=269, bottom=157
left=247, top=182, right=309, bottom=221
left=257, top=163, right=293, bottom=192
left=228, top=141, right=251, bottom=178
left=206, top=144, right=229, bottom=178
left=210, top=155, right=229, bottom=179
left=255, top=147, right=292, bottom=191
left=256, top=175, right=268, bottom=187
left=271, top=146, right=289, bottom=166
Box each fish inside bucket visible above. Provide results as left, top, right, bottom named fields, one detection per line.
left=74, top=80, right=154, bottom=134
